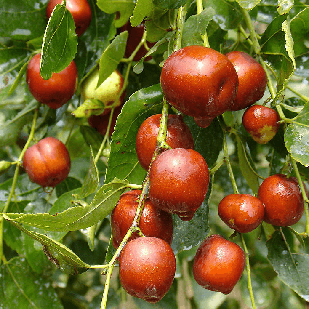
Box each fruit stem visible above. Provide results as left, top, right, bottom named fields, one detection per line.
left=240, top=234, right=257, bottom=309
left=196, top=0, right=210, bottom=47
left=291, top=158, right=309, bottom=235
left=100, top=262, right=115, bottom=309
left=0, top=103, right=40, bottom=266
left=223, top=133, right=239, bottom=194
left=173, top=5, right=187, bottom=51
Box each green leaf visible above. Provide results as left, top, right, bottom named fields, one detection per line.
left=184, top=116, right=224, bottom=169
left=285, top=101, right=309, bottom=167
left=234, top=0, right=261, bottom=10
left=97, top=31, right=128, bottom=88
left=182, top=8, right=215, bottom=47
left=105, top=84, right=164, bottom=184
left=74, top=149, right=100, bottom=200
left=0, top=1, right=46, bottom=41
left=202, top=0, right=242, bottom=30
left=0, top=257, right=63, bottom=309
left=4, top=179, right=129, bottom=232
left=153, top=0, right=187, bottom=9
left=80, top=125, right=104, bottom=155
left=72, top=98, right=106, bottom=118
left=236, top=135, right=259, bottom=195
left=130, top=0, right=153, bottom=27
left=290, top=8, right=309, bottom=57
left=267, top=229, right=309, bottom=302
left=9, top=220, right=90, bottom=274
left=41, top=4, right=78, bottom=80
left=277, top=0, right=294, bottom=15
left=97, top=0, right=136, bottom=28
left=282, top=19, right=296, bottom=70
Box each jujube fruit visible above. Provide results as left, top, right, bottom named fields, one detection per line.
left=149, top=148, right=209, bottom=221
left=119, top=237, right=176, bottom=303
left=242, top=104, right=280, bottom=144
left=136, top=114, right=194, bottom=170
left=26, top=53, right=78, bottom=109
left=88, top=104, right=123, bottom=136
left=46, top=0, right=92, bottom=37
left=111, top=190, right=173, bottom=248
left=23, top=137, right=71, bottom=188
left=160, top=45, right=238, bottom=128
left=218, top=194, right=265, bottom=233
left=258, top=174, right=304, bottom=226
left=120, top=22, right=155, bottom=61
left=193, top=234, right=246, bottom=294
left=226, top=51, right=267, bottom=111
left=81, top=68, right=124, bottom=115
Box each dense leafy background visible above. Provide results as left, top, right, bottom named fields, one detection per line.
left=1, top=0, right=309, bottom=308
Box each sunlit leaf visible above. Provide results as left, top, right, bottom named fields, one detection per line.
left=130, top=0, right=153, bottom=27
left=277, top=0, right=294, bottom=15
left=234, top=0, right=261, bottom=10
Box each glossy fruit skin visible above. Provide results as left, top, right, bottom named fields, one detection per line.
left=149, top=148, right=209, bottom=221
left=46, top=0, right=91, bottom=36
left=226, top=51, right=267, bottom=111
left=23, top=137, right=71, bottom=188
left=258, top=174, right=304, bottom=226
left=111, top=190, right=173, bottom=248
left=26, top=53, right=78, bottom=109
left=160, top=45, right=238, bottom=128
left=119, top=237, right=176, bottom=303
left=136, top=114, right=194, bottom=170
left=193, top=234, right=246, bottom=294
left=218, top=194, right=265, bottom=233
left=242, top=104, right=280, bottom=144
left=88, top=104, right=123, bottom=136
left=81, top=69, right=124, bottom=115
left=120, top=22, right=155, bottom=61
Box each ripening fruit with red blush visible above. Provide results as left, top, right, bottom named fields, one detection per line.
left=149, top=148, right=209, bottom=221
left=26, top=53, right=78, bottom=109
left=119, top=237, right=176, bottom=303
left=120, top=22, right=155, bottom=61
left=193, top=234, right=246, bottom=294
left=136, top=114, right=194, bottom=170
left=46, top=0, right=91, bottom=36
left=160, top=45, right=238, bottom=128
left=111, top=190, right=173, bottom=248
left=23, top=137, right=71, bottom=188
left=226, top=51, right=267, bottom=111
left=258, top=174, right=304, bottom=226
left=242, top=105, right=280, bottom=144
left=218, top=194, right=265, bottom=233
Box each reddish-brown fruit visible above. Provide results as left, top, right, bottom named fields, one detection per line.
left=88, top=104, right=123, bottom=136
left=26, top=53, right=78, bottom=109
left=258, top=174, right=304, bottom=226
left=160, top=45, right=238, bottom=128
left=23, top=137, right=71, bottom=188
left=46, top=0, right=91, bottom=37
left=149, top=148, right=209, bottom=221
left=242, top=105, right=280, bottom=144
left=193, top=234, right=246, bottom=294
left=218, top=194, right=265, bottom=233
left=111, top=190, right=173, bottom=248
left=120, top=22, right=155, bottom=61
left=119, top=237, right=176, bottom=303
left=226, top=51, right=267, bottom=111
left=136, top=114, right=194, bottom=170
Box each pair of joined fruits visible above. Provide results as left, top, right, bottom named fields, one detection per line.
left=26, top=53, right=78, bottom=109
left=46, top=0, right=92, bottom=37
left=111, top=190, right=173, bottom=249
left=160, top=46, right=267, bottom=128
left=23, top=137, right=71, bottom=188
